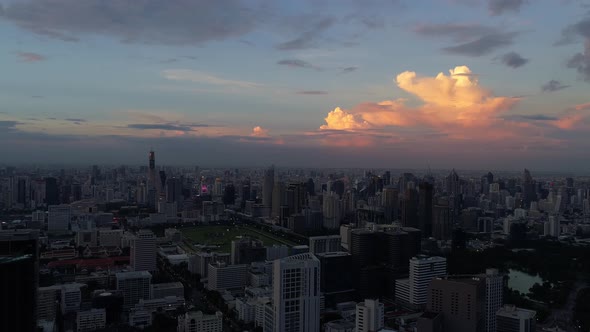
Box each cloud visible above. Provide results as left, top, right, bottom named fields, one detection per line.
left=64, top=118, right=87, bottom=123
left=341, top=66, right=358, bottom=74
left=276, top=18, right=334, bottom=50
left=557, top=17, right=590, bottom=45
left=500, top=51, right=529, bottom=68
left=566, top=40, right=590, bottom=81
left=161, top=69, right=262, bottom=88
left=17, top=52, right=46, bottom=62
left=127, top=122, right=210, bottom=132
left=414, top=23, right=517, bottom=56
left=277, top=59, right=316, bottom=70
left=320, top=107, right=371, bottom=130
left=541, top=80, right=570, bottom=92
left=0, top=0, right=264, bottom=45
left=488, top=0, right=527, bottom=16
left=0, top=121, right=22, bottom=129
left=297, top=90, right=328, bottom=95
left=504, top=114, right=559, bottom=121
left=443, top=32, right=518, bottom=56
left=575, top=102, right=590, bottom=111
left=251, top=126, right=269, bottom=137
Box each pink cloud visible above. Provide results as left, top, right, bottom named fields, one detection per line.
left=17, top=52, right=46, bottom=62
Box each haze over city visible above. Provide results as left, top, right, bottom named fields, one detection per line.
left=1, top=0, right=590, bottom=170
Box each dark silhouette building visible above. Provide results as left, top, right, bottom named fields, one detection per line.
left=317, top=252, right=355, bottom=307
left=419, top=182, right=434, bottom=237
left=0, top=230, right=39, bottom=332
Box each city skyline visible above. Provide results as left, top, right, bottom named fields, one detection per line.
left=1, top=0, right=590, bottom=170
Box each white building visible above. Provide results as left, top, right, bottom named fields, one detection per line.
left=207, top=262, right=249, bottom=291
left=355, top=299, right=384, bottom=332
left=272, top=253, right=321, bottom=332
left=485, top=269, right=504, bottom=332
left=116, top=271, right=152, bottom=309
left=496, top=305, right=536, bottom=332
left=177, top=311, right=223, bottom=332
left=48, top=205, right=72, bottom=233
left=309, top=235, right=341, bottom=254
left=131, top=229, right=156, bottom=272
left=395, top=256, right=447, bottom=306
left=61, top=283, right=83, bottom=314
left=76, top=308, right=106, bottom=332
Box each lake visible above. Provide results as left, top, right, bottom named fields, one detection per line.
left=507, top=269, right=544, bottom=296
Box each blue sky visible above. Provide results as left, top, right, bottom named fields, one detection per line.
left=1, top=0, right=590, bottom=171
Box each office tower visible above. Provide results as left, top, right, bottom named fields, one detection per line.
left=309, top=235, right=341, bottom=254
left=0, top=230, right=39, bottom=332
left=446, top=169, right=461, bottom=216
left=152, top=282, right=184, bottom=299
left=166, top=177, right=183, bottom=209
left=148, top=150, right=156, bottom=189
left=76, top=308, right=106, bottom=332
left=396, top=256, right=447, bottom=306
left=402, top=187, right=419, bottom=228
left=419, top=182, right=434, bottom=237
left=485, top=269, right=504, bottom=332
left=432, top=198, right=451, bottom=241
left=427, top=275, right=486, bottom=332
left=496, top=305, right=536, bottom=332
left=231, top=237, right=266, bottom=265
left=549, top=215, right=560, bottom=237
left=272, top=253, right=320, bottom=332
left=263, top=166, right=274, bottom=209
left=355, top=299, right=384, bottom=332
left=272, top=181, right=285, bottom=218
left=48, top=205, right=72, bottom=233
left=38, top=286, right=60, bottom=322
left=522, top=169, right=536, bottom=209
left=323, top=191, right=343, bottom=229
left=177, top=311, right=223, bottom=332
left=45, top=177, right=59, bottom=205
left=61, top=283, right=83, bottom=314
left=131, top=229, right=156, bottom=272
left=207, top=262, right=249, bottom=291
left=158, top=170, right=167, bottom=194
left=382, top=187, right=399, bottom=222
left=188, top=252, right=231, bottom=278
left=116, top=271, right=152, bottom=309
left=317, top=252, right=354, bottom=307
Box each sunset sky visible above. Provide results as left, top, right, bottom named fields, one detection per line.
left=1, top=0, right=589, bottom=171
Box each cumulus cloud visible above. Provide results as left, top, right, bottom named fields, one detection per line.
left=251, top=126, right=269, bottom=137
left=541, top=80, right=570, bottom=92
left=320, top=66, right=521, bottom=140
left=17, top=52, right=46, bottom=62
left=488, top=0, right=527, bottom=15
left=0, top=0, right=263, bottom=45
left=500, top=52, right=529, bottom=68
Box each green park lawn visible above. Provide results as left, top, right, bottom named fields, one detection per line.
left=181, top=225, right=296, bottom=252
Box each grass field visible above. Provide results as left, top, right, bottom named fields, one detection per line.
left=181, top=225, right=297, bottom=252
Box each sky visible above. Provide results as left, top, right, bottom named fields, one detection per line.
left=1, top=0, right=590, bottom=171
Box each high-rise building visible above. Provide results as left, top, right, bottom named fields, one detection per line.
left=48, top=205, right=72, bottom=233
left=272, top=181, right=285, bottom=218
left=395, top=256, right=447, bottom=306
left=166, top=177, right=183, bottom=209
left=496, top=305, right=536, bottom=332
left=272, top=253, right=320, bottom=332
left=402, top=188, right=419, bottom=228
left=427, top=275, right=486, bottom=332
left=116, top=271, right=152, bottom=309
left=148, top=150, right=156, bottom=188
left=309, top=235, right=341, bottom=254
left=0, top=230, right=39, bottom=332
left=316, top=252, right=354, bottom=307
left=177, top=311, right=223, bottom=332
left=419, top=182, right=434, bottom=237
left=485, top=269, right=504, bottom=332
left=45, top=177, right=59, bottom=206
left=131, top=230, right=156, bottom=272
left=263, top=166, right=275, bottom=210
left=207, top=262, right=249, bottom=291
left=432, top=198, right=451, bottom=241
left=76, top=308, right=106, bottom=332
left=323, top=191, right=343, bottom=229
left=355, top=299, right=384, bottom=332
left=522, top=169, right=536, bottom=209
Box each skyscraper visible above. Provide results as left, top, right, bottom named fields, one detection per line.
left=272, top=253, right=320, bottom=332
left=485, top=269, right=504, bottom=332
left=418, top=182, right=434, bottom=237
left=166, top=177, right=183, bottom=209
left=402, top=187, right=419, bottom=228
left=0, top=230, right=39, bottom=332
left=148, top=150, right=156, bottom=188
left=45, top=177, right=59, bottom=206
left=131, top=230, right=156, bottom=272
left=522, top=169, right=536, bottom=209
left=263, top=166, right=274, bottom=210
left=432, top=198, right=451, bottom=241
left=116, top=271, right=152, bottom=309
left=395, top=256, right=447, bottom=306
